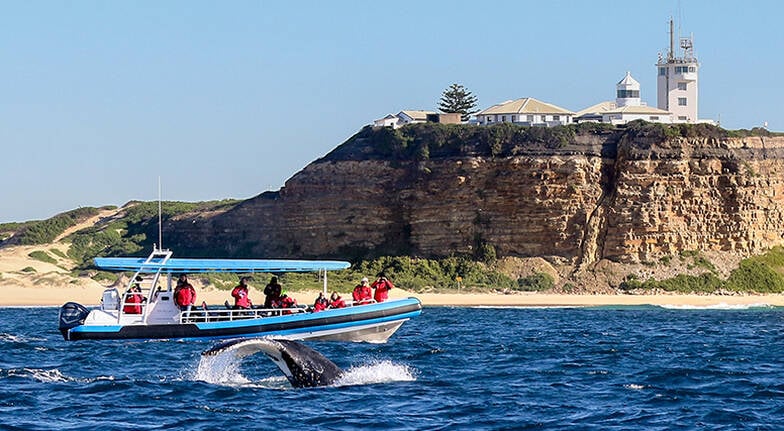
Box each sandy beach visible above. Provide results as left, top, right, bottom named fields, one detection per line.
left=2, top=282, right=783, bottom=308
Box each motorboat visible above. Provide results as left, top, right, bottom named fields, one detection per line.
left=58, top=247, right=422, bottom=342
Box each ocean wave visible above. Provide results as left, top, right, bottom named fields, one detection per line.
left=0, top=333, right=47, bottom=343
left=657, top=303, right=774, bottom=310
left=1, top=368, right=115, bottom=384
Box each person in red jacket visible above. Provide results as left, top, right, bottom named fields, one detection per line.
left=312, top=292, right=329, bottom=312
left=273, top=292, right=298, bottom=315
left=123, top=276, right=144, bottom=314
left=174, top=274, right=196, bottom=312
left=352, top=277, right=373, bottom=305
left=329, top=292, right=346, bottom=309
left=231, top=277, right=253, bottom=309
left=371, top=273, right=395, bottom=303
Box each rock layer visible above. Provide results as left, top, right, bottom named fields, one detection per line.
left=166, top=130, right=784, bottom=270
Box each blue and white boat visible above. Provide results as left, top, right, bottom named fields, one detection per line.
left=58, top=247, right=422, bottom=342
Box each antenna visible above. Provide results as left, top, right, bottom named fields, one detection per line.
left=158, top=176, right=163, bottom=250
left=668, top=18, right=674, bottom=62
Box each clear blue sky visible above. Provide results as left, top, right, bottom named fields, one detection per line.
left=2, top=0, right=781, bottom=222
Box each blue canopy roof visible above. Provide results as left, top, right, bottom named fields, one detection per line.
left=94, top=257, right=351, bottom=273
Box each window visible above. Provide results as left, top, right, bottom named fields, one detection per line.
left=541, top=115, right=547, bottom=122
left=512, top=115, right=516, bottom=122
left=678, top=97, right=687, bottom=106
left=650, top=116, right=659, bottom=120
left=659, top=67, right=666, bottom=76
left=502, top=115, right=506, bottom=122
left=527, top=115, right=534, bottom=122
left=617, top=89, right=640, bottom=98
left=677, top=82, right=687, bottom=91
left=553, top=115, right=560, bottom=121
left=678, top=116, right=687, bottom=120
left=689, top=66, right=696, bottom=72
left=486, top=116, right=492, bottom=123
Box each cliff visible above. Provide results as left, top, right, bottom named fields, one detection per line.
left=163, top=123, right=784, bottom=280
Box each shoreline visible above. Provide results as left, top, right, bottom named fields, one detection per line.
left=2, top=284, right=783, bottom=308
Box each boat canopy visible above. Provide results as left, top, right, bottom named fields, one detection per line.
left=94, top=257, right=351, bottom=273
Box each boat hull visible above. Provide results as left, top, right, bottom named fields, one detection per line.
left=60, top=297, right=422, bottom=342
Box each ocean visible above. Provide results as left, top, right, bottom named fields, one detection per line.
left=1, top=305, right=782, bottom=430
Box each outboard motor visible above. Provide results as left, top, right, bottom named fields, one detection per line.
left=58, top=302, right=90, bottom=340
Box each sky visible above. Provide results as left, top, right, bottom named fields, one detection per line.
left=1, top=0, right=782, bottom=222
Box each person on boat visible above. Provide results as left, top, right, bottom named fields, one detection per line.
left=273, top=292, right=298, bottom=315
left=328, top=292, right=346, bottom=309
left=371, top=273, right=395, bottom=303
left=312, top=292, right=329, bottom=312
left=123, top=276, right=144, bottom=314
left=231, top=276, right=253, bottom=309
left=174, top=274, right=196, bottom=312
left=352, top=277, right=373, bottom=305
left=263, top=276, right=282, bottom=308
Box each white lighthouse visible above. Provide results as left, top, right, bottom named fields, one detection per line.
left=656, top=19, right=699, bottom=123
left=616, top=71, right=641, bottom=107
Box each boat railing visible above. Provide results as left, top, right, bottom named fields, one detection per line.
left=346, top=299, right=377, bottom=307
left=179, top=306, right=307, bottom=323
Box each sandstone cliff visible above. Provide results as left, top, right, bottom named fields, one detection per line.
left=163, top=123, right=784, bottom=285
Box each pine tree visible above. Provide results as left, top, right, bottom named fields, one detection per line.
left=438, top=83, right=479, bottom=121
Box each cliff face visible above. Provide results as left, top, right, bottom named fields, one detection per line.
left=165, top=125, right=784, bottom=270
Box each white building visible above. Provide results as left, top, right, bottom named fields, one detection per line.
left=476, top=97, right=573, bottom=126
left=656, top=19, right=699, bottom=123
left=575, top=72, right=672, bottom=125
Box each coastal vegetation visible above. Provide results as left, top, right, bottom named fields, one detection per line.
left=621, top=246, right=784, bottom=294
left=0, top=207, right=110, bottom=246
left=333, top=120, right=781, bottom=165
left=28, top=250, right=57, bottom=265
left=65, top=200, right=240, bottom=269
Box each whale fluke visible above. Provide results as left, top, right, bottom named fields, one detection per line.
left=202, top=338, right=343, bottom=388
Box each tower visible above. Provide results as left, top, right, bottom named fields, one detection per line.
left=616, top=71, right=641, bottom=107
left=656, top=19, right=698, bottom=122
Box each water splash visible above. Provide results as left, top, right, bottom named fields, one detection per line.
left=334, top=360, right=416, bottom=387
left=192, top=347, right=415, bottom=389
left=193, top=351, right=250, bottom=385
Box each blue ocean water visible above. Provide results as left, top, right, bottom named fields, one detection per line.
left=1, top=305, right=783, bottom=430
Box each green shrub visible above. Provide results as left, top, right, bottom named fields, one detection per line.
left=515, top=272, right=555, bottom=292
left=28, top=250, right=57, bottom=265
left=21, top=266, right=36, bottom=273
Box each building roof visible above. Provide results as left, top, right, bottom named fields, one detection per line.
left=617, top=71, right=640, bottom=88
left=398, top=110, right=436, bottom=121
left=574, top=101, right=617, bottom=118
left=603, top=104, right=672, bottom=115
left=478, top=97, right=574, bottom=116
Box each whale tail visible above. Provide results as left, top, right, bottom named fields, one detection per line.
left=202, top=338, right=343, bottom=388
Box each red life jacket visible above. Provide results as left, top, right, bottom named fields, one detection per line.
left=330, top=297, right=346, bottom=309
left=352, top=285, right=373, bottom=304
left=175, top=284, right=195, bottom=307
left=313, top=297, right=328, bottom=312
left=123, top=293, right=142, bottom=314
left=231, top=285, right=252, bottom=308
left=372, top=279, right=394, bottom=303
